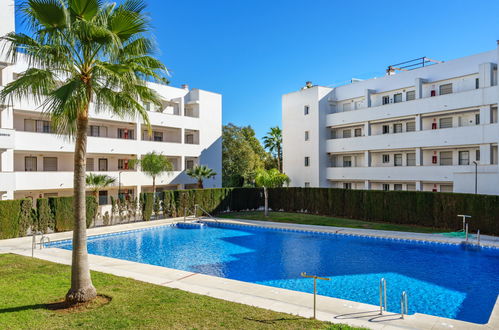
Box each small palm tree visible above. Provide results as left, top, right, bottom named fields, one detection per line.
left=0, top=0, right=168, bottom=304
left=255, top=168, right=290, bottom=216
left=132, top=152, right=173, bottom=194
left=263, top=126, right=283, bottom=172
left=86, top=173, right=116, bottom=201
left=186, top=165, right=217, bottom=189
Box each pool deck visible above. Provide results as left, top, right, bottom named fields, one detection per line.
left=1, top=217, right=498, bottom=330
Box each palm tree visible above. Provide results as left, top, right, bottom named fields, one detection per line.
left=132, top=152, right=173, bottom=194
left=263, top=126, right=283, bottom=172
left=255, top=168, right=290, bottom=216
left=186, top=165, right=217, bottom=189
left=86, top=173, right=116, bottom=201
left=0, top=0, right=167, bottom=304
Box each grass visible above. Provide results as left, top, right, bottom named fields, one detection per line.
left=0, top=254, right=362, bottom=330
left=218, top=211, right=443, bottom=234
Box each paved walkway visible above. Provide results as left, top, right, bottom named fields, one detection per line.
left=1, top=217, right=498, bottom=330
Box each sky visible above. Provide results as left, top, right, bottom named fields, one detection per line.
left=15, top=0, right=499, bottom=140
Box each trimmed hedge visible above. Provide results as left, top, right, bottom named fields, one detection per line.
left=268, top=188, right=499, bottom=235
left=48, top=196, right=97, bottom=232
left=159, top=188, right=262, bottom=217
left=0, top=199, right=33, bottom=239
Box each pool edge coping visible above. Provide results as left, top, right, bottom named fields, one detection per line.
left=1, top=217, right=498, bottom=330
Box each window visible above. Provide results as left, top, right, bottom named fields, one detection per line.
left=144, top=102, right=151, bottom=111
left=439, top=117, right=453, bottom=129
left=43, top=157, right=57, bottom=171
left=382, top=154, right=390, bottom=163
left=25, top=156, right=37, bottom=171
left=407, top=183, right=416, bottom=191
left=342, top=103, right=351, bottom=112
left=98, top=191, right=108, bottom=205
left=304, top=105, right=310, bottom=115
left=393, top=123, right=403, bottom=133
left=382, top=125, right=390, bottom=134
left=475, top=114, right=480, bottom=125
left=304, top=182, right=310, bottom=188
left=406, top=90, right=416, bottom=101
left=394, top=154, right=402, bottom=166
left=406, top=121, right=416, bottom=132
left=342, top=129, right=351, bottom=138
left=185, top=160, right=194, bottom=170
left=118, top=159, right=130, bottom=170
left=354, top=128, right=362, bottom=137
left=492, top=146, right=498, bottom=164
left=475, top=78, right=479, bottom=89
left=304, top=131, right=309, bottom=141
left=343, top=183, right=352, bottom=189
left=476, top=150, right=480, bottom=161
left=98, top=158, right=108, bottom=171
left=492, top=107, right=498, bottom=123
left=382, top=184, right=390, bottom=191
left=89, top=125, right=100, bottom=137
left=36, top=120, right=51, bottom=133
left=153, top=131, right=163, bottom=142
left=394, top=184, right=403, bottom=191
left=440, top=185, right=453, bottom=193
left=86, top=158, right=94, bottom=171
left=458, top=151, right=470, bottom=165
left=117, top=128, right=134, bottom=139
left=439, top=151, right=453, bottom=165
left=343, top=156, right=352, bottom=167
left=394, top=93, right=402, bottom=103
left=24, top=119, right=35, bottom=132
left=304, top=157, right=310, bottom=167
left=185, top=134, right=194, bottom=144
left=439, top=83, right=453, bottom=95
left=406, top=153, right=416, bottom=166
left=382, top=96, right=390, bottom=105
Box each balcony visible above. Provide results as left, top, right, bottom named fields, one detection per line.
left=326, top=165, right=498, bottom=182
left=0, top=128, right=15, bottom=149
left=327, top=86, right=498, bottom=127
left=12, top=170, right=184, bottom=191
left=326, top=124, right=499, bottom=153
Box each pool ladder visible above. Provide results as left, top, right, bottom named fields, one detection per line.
left=379, top=278, right=387, bottom=315
left=31, top=232, right=51, bottom=257
left=183, top=204, right=217, bottom=222
left=400, top=291, right=408, bottom=319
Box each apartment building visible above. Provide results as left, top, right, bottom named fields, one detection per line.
left=0, top=0, right=221, bottom=203
left=282, top=44, right=499, bottom=194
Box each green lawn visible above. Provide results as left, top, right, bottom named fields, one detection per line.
left=0, top=254, right=362, bottom=330
left=218, top=211, right=442, bottom=234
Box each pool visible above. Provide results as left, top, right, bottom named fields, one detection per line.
left=51, top=222, right=499, bottom=324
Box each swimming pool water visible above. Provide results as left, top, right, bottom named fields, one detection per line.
left=51, top=223, right=499, bottom=324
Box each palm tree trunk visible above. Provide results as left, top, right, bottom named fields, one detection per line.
left=66, top=114, right=96, bottom=304
left=152, top=176, right=156, bottom=196
left=263, top=186, right=268, bottom=217
left=198, top=179, right=203, bottom=189
left=278, top=146, right=282, bottom=172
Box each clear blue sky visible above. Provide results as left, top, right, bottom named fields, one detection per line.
left=15, top=0, right=499, bottom=140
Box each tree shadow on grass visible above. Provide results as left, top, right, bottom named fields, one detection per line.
left=0, top=295, right=111, bottom=314
left=243, top=317, right=303, bottom=324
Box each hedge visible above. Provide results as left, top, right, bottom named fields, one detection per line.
left=48, top=196, right=97, bottom=232
left=267, top=188, right=499, bottom=235
left=158, top=188, right=262, bottom=217
left=0, top=199, right=33, bottom=239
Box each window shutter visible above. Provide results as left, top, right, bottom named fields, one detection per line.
left=43, top=157, right=58, bottom=171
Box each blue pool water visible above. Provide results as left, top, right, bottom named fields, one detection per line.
left=51, top=223, right=499, bottom=324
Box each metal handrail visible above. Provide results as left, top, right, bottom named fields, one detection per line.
left=400, top=291, right=408, bottom=319
left=477, top=229, right=480, bottom=246
left=195, top=204, right=218, bottom=222
left=379, top=278, right=387, bottom=314
left=183, top=206, right=197, bottom=222
left=39, top=235, right=50, bottom=248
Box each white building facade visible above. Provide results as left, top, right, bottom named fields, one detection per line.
left=283, top=45, right=499, bottom=195
left=0, top=0, right=222, bottom=203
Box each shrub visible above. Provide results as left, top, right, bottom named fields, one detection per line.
left=35, top=198, right=53, bottom=233
left=49, top=196, right=97, bottom=232
left=141, top=193, right=154, bottom=221
left=0, top=200, right=22, bottom=239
